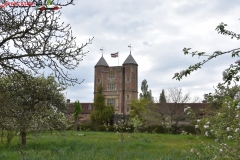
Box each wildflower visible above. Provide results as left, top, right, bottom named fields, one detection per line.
left=207, top=122, right=210, bottom=124
left=190, top=148, right=194, bottom=153
left=215, top=138, right=219, bottom=142
left=195, top=125, right=199, bottom=128
left=235, top=128, right=239, bottom=132
left=227, top=135, right=232, bottom=140
left=197, top=119, right=201, bottom=123
left=220, top=149, right=223, bottom=152
left=236, top=114, right=239, bottom=118
left=203, top=125, right=209, bottom=129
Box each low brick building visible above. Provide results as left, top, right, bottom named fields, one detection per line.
left=66, top=99, right=93, bottom=123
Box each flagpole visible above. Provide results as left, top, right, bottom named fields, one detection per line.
left=118, top=52, right=119, bottom=66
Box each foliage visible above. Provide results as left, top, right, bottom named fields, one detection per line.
left=159, top=89, right=167, bottom=103
left=204, top=84, right=240, bottom=112
left=73, top=100, right=82, bottom=131
left=172, top=22, right=240, bottom=159
left=90, top=84, right=114, bottom=125
left=129, top=98, right=148, bottom=121
left=74, top=101, right=82, bottom=120
left=139, top=79, right=153, bottom=101
left=0, top=73, right=68, bottom=145
left=0, top=0, right=93, bottom=85
left=193, top=91, right=240, bottom=159
left=129, top=115, right=143, bottom=133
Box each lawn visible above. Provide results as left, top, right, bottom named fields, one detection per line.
left=0, top=131, right=214, bottom=160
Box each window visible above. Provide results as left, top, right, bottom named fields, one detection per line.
left=127, top=95, right=130, bottom=99
left=97, top=79, right=101, bottom=83
left=107, top=99, right=116, bottom=107
left=126, top=77, right=129, bottom=82
left=88, top=105, right=92, bottom=110
left=127, top=108, right=129, bottom=112
left=109, top=72, right=115, bottom=79
left=108, top=83, right=116, bottom=90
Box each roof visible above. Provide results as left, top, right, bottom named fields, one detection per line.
left=95, top=56, right=109, bottom=67
left=155, top=103, right=207, bottom=115
left=67, top=103, right=94, bottom=114
left=123, top=53, right=138, bottom=65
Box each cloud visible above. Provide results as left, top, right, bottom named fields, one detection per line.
left=57, top=0, right=240, bottom=102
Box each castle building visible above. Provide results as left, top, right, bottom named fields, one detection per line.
left=94, top=53, right=138, bottom=115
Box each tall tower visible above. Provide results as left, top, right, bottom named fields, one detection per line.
left=94, top=54, right=138, bottom=115
left=122, top=53, right=138, bottom=114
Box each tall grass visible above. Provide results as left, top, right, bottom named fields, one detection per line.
left=0, top=131, right=214, bottom=160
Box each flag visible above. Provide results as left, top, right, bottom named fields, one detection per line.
left=111, top=52, right=118, bottom=58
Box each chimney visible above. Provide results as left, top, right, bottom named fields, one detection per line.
left=67, top=99, right=70, bottom=103
left=202, top=100, right=207, bottom=103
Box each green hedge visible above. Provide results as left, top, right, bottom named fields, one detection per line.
left=78, top=124, right=197, bottom=134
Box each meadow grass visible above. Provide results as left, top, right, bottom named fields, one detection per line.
left=0, top=131, right=214, bottom=160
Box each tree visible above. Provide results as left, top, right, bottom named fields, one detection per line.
left=172, top=22, right=240, bottom=86
left=204, top=84, right=240, bottom=112
left=74, top=100, right=82, bottom=131
left=159, top=89, right=167, bottom=103
left=159, top=87, right=193, bottom=131
left=0, top=0, right=93, bottom=85
left=139, top=79, right=153, bottom=101
left=90, top=84, right=114, bottom=125
left=129, top=98, right=161, bottom=126
left=172, top=23, right=240, bottom=159
left=0, top=73, right=68, bottom=146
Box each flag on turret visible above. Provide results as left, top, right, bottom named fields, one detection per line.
left=111, top=52, right=118, bottom=58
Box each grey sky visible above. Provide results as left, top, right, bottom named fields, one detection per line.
left=58, top=0, right=240, bottom=102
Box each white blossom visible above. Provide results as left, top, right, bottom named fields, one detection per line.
left=235, top=128, right=239, bottom=132
left=203, top=125, right=209, bottom=129
left=205, top=131, right=209, bottom=137
left=195, top=125, right=199, bottom=128
left=237, top=103, right=240, bottom=109
left=226, top=127, right=230, bottom=131
left=197, top=119, right=201, bottom=123
left=220, top=148, right=223, bottom=152
left=222, top=70, right=227, bottom=77
left=227, top=135, right=232, bottom=140
left=207, top=121, right=210, bottom=124
left=180, top=70, right=185, bottom=76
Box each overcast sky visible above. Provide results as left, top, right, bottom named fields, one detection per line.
left=57, top=0, right=240, bottom=103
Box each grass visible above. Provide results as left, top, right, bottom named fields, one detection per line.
left=0, top=131, right=215, bottom=160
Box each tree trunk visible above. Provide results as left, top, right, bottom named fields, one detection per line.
left=75, top=118, right=79, bottom=131
left=21, top=130, right=26, bottom=146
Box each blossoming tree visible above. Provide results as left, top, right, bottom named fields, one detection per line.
left=173, top=23, right=240, bottom=159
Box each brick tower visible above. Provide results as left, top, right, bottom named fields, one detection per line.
left=94, top=53, right=138, bottom=115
